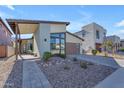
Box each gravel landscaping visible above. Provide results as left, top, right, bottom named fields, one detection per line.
left=36, top=57, right=117, bottom=88
left=4, top=60, right=23, bottom=88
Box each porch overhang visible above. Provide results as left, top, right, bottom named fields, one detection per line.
left=7, top=20, right=39, bottom=34
left=6, top=19, right=70, bottom=34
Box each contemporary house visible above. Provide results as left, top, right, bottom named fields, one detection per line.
left=74, top=22, right=106, bottom=53
left=0, top=18, right=15, bottom=58
left=7, top=19, right=84, bottom=59
left=120, top=39, right=124, bottom=49
left=106, top=35, right=121, bottom=51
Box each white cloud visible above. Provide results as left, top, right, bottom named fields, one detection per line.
left=112, top=29, right=124, bottom=35
left=110, top=29, right=124, bottom=39
left=118, top=30, right=124, bottom=34
left=6, top=5, right=15, bottom=10
left=115, top=20, right=124, bottom=27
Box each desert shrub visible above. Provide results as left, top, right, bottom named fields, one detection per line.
left=52, top=53, right=66, bottom=59
left=104, top=52, right=108, bottom=57
left=87, top=62, right=94, bottom=65
left=119, top=48, right=124, bottom=52
left=73, top=57, right=77, bottom=61
left=63, top=65, right=70, bottom=70
left=59, top=54, right=66, bottom=59
left=80, top=62, right=87, bottom=69
left=43, top=52, right=52, bottom=61
left=92, top=49, right=97, bottom=55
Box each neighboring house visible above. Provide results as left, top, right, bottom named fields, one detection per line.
left=74, top=22, right=106, bottom=53
left=120, top=39, right=124, bottom=49
left=0, top=18, right=15, bottom=58
left=7, top=19, right=84, bottom=58
left=106, top=35, right=121, bottom=51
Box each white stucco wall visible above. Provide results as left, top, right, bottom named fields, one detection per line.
left=82, top=23, right=95, bottom=51
left=50, top=24, right=66, bottom=33
left=93, top=23, right=106, bottom=44
left=75, top=23, right=106, bottom=52
left=33, top=23, right=50, bottom=57
left=66, top=33, right=82, bottom=43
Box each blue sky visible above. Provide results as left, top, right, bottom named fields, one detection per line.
left=0, top=5, right=124, bottom=39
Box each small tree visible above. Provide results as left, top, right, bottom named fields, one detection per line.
left=103, top=40, right=115, bottom=56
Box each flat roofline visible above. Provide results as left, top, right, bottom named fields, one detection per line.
left=0, top=18, right=13, bottom=34
left=6, top=18, right=70, bottom=26
left=82, top=22, right=107, bottom=31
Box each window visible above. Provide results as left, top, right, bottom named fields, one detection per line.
left=82, top=30, right=86, bottom=37
left=96, top=30, right=100, bottom=39
left=50, top=33, right=65, bottom=54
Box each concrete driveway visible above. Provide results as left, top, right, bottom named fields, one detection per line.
left=69, top=54, right=124, bottom=88
left=95, top=68, right=124, bottom=88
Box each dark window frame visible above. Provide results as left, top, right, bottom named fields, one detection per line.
left=96, top=30, right=100, bottom=39
left=50, top=32, right=66, bottom=54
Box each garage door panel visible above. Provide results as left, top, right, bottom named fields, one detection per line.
left=66, top=43, right=80, bottom=55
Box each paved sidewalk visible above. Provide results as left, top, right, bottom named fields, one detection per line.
left=95, top=68, right=124, bottom=88
left=0, top=55, right=16, bottom=88
left=69, top=55, right=120, bottom=68
left=23, top=60, right=52, bottom=88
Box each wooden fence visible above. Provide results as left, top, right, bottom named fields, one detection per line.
left=0, top=45, right=6, bottom=58
left=0, top=45, right=15, bottom=58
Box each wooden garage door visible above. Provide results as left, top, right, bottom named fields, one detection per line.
left=66, top=43, right=80, bottom=55
left=0, top=45, right=6, bottom=58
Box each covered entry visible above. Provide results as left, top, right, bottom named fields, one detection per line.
left=7, top=19, right=39, bottom=60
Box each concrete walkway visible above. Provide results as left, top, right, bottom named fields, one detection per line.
left=95, top=68, right=124, bottom=88
left=69, top=55, right=120, bottom=68
left=22, top=59, right=52, bottom=88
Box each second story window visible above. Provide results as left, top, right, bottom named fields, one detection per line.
left=96, top=30, right=100, bottom=39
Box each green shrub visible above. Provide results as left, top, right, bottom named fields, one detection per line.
left=43, top=52, right=52, bottom=61
left=80, top=62, right=87, bottom=69
left=73, top=57, right=77, bottom=61
left=92, top=49, right=97, bottom=55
